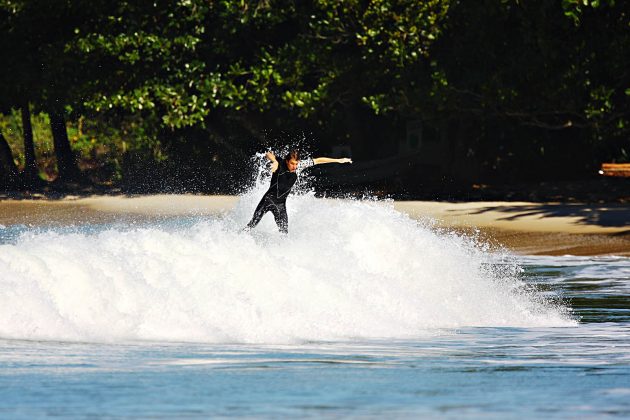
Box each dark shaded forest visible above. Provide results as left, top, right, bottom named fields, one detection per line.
left=0, top=0, right=628, bottom=199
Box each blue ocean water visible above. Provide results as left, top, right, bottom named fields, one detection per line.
left=1, top=275, right=629, bottom=419
left=0, top=191, right=628, bottom=418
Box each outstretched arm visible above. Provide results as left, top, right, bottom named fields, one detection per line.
left=266, top=151, right=279, bottom=172
left=313, top=157, right=352, bottom=165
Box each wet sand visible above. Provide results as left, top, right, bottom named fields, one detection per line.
left=0, top=195, right=628, bottom=256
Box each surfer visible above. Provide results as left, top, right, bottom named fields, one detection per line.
left=245, top=150, right=352, bottom=233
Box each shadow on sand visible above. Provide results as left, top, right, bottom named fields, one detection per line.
left=465, top=203, right=630, bottom=230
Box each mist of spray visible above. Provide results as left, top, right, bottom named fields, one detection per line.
left=0, top=155, right=575, bottom=344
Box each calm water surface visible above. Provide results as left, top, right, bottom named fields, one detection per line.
left=1, top=255, right=628, bottom=418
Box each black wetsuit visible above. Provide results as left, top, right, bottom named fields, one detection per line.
left=246, top=160, right=298, bottom=233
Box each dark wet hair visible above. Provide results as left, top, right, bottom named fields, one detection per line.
left=284, top=149, right=300, bottom=161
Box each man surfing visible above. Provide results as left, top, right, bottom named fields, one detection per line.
left=245, top=149, right=352, bottom=233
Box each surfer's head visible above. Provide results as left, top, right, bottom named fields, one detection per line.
left=284, top=149, right=300, bottom=172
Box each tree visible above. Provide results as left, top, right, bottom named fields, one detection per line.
left=2, top=0, right=628, bottom=191
left=416, top=0, right=630, bottom=180
left=0, top=0, right=24, bottom=186
left=70, top=1, right=452, bottom=155
left=1, top=0, right=89, bottom=183
left=20, top=103, right=38, bottom=181
left=0, top=132, right=19, bottom=187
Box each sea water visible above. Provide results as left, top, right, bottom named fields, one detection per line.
left=0, top=175, right=628, bottom=417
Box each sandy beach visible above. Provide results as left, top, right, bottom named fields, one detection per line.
left=0, top=194, right=628, bottom=256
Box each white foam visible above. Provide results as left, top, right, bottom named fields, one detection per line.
left=0, top=162, right=575, bottom=344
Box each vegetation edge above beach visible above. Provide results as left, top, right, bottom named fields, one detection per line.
left=1, top=1, right=628, bottom=200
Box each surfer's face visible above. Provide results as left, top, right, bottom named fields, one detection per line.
left=286, top=158, right=299, bottom=172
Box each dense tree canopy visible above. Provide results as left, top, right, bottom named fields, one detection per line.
left=0, top=0, right=628, bottom=190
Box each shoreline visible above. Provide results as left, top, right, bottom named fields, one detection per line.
left=393, top=201, right=630, bottom=256
left=0, top=194, right=628, bottom=256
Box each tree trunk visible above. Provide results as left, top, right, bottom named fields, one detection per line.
left=21, top=103, right=39, bottom=180
left=49, top=110, right=81, bottom=182
left=0, top=132, right=19, bottom=188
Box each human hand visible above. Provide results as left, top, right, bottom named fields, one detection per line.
left=339, top=158, right=352, bottom=164
left=265, top=151, right=277, bottom=162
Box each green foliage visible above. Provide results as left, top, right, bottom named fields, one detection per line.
left=65, top=0, right=451, bottom=128
left=0, top=109, right=138, bottom=181
left=0, top=109, right=52, bottom=168
left=0, top=0, right=629, bottom=186
left=562, top=0, right=616, bottom=23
